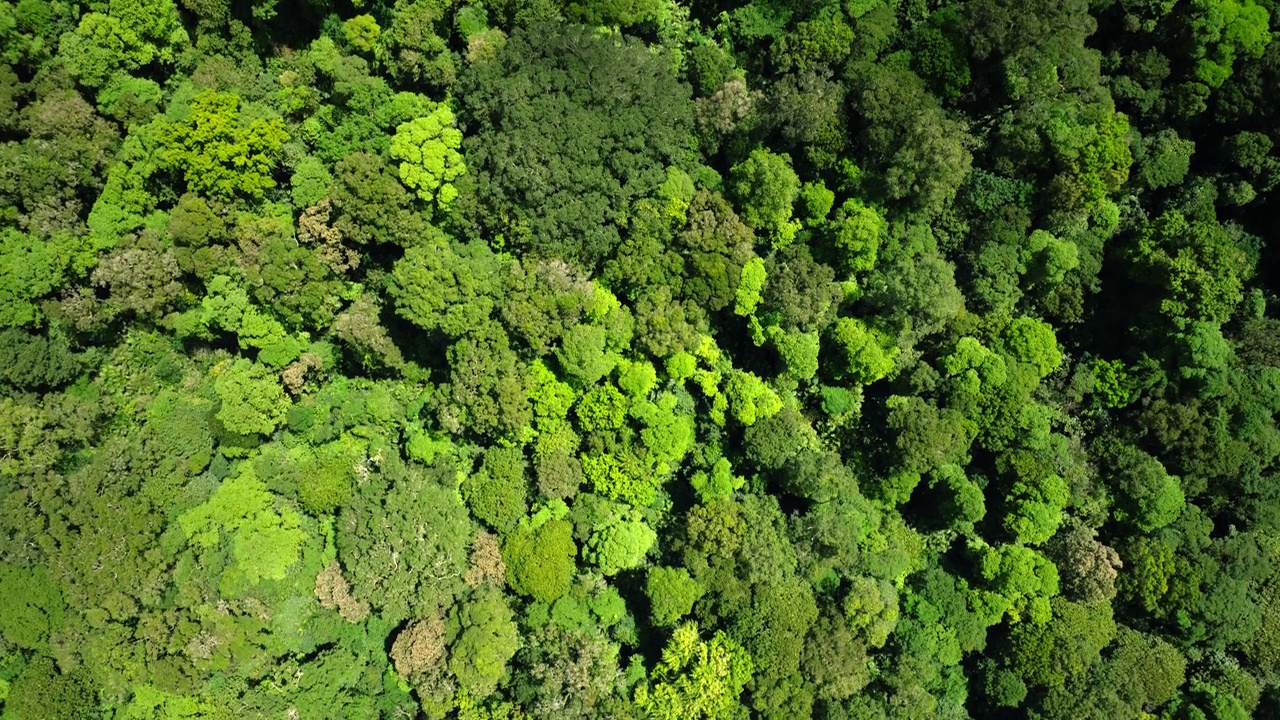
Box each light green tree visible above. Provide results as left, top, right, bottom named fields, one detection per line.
left=1003, top=317, right=1062, bottom=378
left=213, top=358, right=290, bottom=436
left=0, top=564, right=64, bottom=651
left=343, top=14, right=381, bottom=53
left=829, top=317, right=895, bottom=385
left=504, top=512, right=577, bottom=603
left=729, top=149, right=801, bottom=248
left=159, top=90, right=288, bottom=199
left=177, top=463, right=308, bottom=591
left=648, top=567, right=705, bottom=627
left=734, top=257, right=767, bottom=316
left=830, top=198, right=886, bottom=274
left=390, top=105, right=466, bottom=208
left=635, top=623, right=754, bottom=720
left=449, top=589, right=521, bottom=700
left=59, top=0, right=188, bottom=88
left=585, top=511, right=657, bottom=575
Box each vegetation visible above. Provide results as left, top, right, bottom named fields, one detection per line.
left=2, top=0, right=1280, bottom=717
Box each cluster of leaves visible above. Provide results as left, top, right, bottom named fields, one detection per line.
left=3, top=0, right=1280, bottom=718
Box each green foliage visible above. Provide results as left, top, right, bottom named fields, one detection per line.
left=828, top=317, right=895, bottom=385
left=450, top=590, right=521, bottom=699
left=459, top=23, right=695, bottom=266
left=734, top=257, right=767, bottom=317
left=0, top=564, right=64, bottom=650
left=343, top=14, right=381, bottom=53
left=830, top=198, right=886, bottom=274
left=390, top=105, right=466, bottom=209
left=1187, top=0, right=1272, bottom=87
left=59, top=0, right=187, bottom=88
left=389, top=236, right=503, bottom=337
left=504, top=515, right=577, bottom=603
left=723, top=369, right=783, bottom=426
left=2, top=657, right=97, bottom=720
left=691, top=457, right=745, bottom=502
left=159, top=90, right=289, bottom=199
left=729, top=148, right=801, bottom=247
left=177, top=463, right=308, bottom=589
left=1109, top=444, right=1185, bottom=532
left=1138, top=129, right=1195, bottom=189
left=635, top=623, right=753, bottom=720
left=1004, top=598, right=1115, bottom=689
left=463, top=446, right=530, bottom=534
left=0, top=229, right=88, bottom=329
left=1003, top=317, right=1062, bottom=378
left=339, top=460, right=473, bottom=622
left=648, top=567, right=704, bottom=627
left=1129, top=210, right=1251, bottom=325
left=7, top=2, right=1279, bottom=716
left=214, top=358, right=291, bottom=436
left=585, top=511, right=657, bottom=575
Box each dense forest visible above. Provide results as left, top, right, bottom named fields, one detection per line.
left=4, top=0, right=1280, bottom=717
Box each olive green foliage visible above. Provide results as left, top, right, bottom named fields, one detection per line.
left=159, top=90, right=289, bottom=199
left=0, top=565, right=64, bottom=651
left=729, top=148, right=802, bottom=247
left=6, top=0, right=1280, bottom=717
left=339, top=460, right=474, bottom=622
left=647, top=566, right=705, bottom=627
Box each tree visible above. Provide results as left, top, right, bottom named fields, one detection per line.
left=827, top=317, right=895, bottom=385
left=2, top=657, right=97, bottom=720
left=504, top=512, right=577, bottom=603
left=676, top=190, right=757, bottom=313
left=635, top=623, right=754, bottom=720
left=1137, top=129, right=1195, bottom=189
left=729, top=148, right=801, bottom=247
left=463, top=446, right=529, bottom=534
left=437, top=325, right=533, bottom=440
left=585, top=511, right=657, bottom=575
left=390, top=105, right=466, bottom=209
left=382, top=0, right=459, bottom=88
left=1185, top=0, right=1272, bottom=87
left=328, top=151, right=432, bottom=248
left=458, top=23, right=696, bottom=266
left=449, top=589, right=520, bottom=699
left=1048, top=519, right=1121, bottom=604
left=0, top=229, right=85, bottom=329
left=177, top=463, right=308, bottom=590
left=1105, top=626, right=1187, bottom=708
left=339, top=460, right=473, bottom=622
left=648, top=567, right=705, bottom=627
left=59, top=0, right=187, bottom=88
left=1002, top=598, right=1115, bottom=689
left=847, top=60, right=973, bottom=215
left=830, top=198, right=886, bottom=274
left=158, top=90, right=289, bottom=199
left=1002, top=459, right=1069, bottom=545
left=343, top=14, right=381, bottom=53
left=1109, top=444, right=1185, bottom=532
left=389, top=235, right=504, bottom=338
left=1003, top=317, right=1062, bottom=378
left=0, top=564, right=64, bottom=651
left=1127, top=210, right=1251, bottom=325
left=213, top=358, right=290, bottom=436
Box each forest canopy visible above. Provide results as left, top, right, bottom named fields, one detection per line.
left=3, top=0, right=1280, bottom=718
